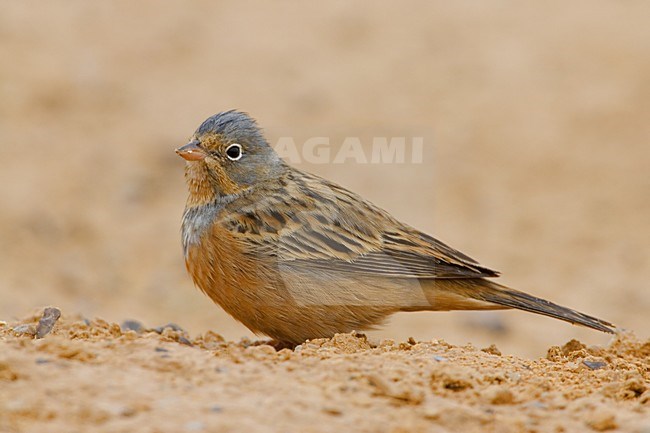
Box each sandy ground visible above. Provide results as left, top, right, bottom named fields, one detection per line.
left=1, top=310, right=649, bottom=433
left=1, top=1, right=649, bottom=432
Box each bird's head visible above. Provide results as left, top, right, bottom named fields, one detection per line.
left=176, top=110, right=284, bottom=204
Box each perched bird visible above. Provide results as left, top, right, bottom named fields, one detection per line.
left=177, top=110, right=615, bottom=345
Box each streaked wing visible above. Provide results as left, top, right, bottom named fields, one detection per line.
left=278, top=225, right=500, bottom=279
left=222, top=171, right=500, bottom=279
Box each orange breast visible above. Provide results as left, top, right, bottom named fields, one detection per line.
left=184, top=221, right=281, bottom=334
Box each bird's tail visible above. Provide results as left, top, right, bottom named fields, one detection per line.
left=469, top=280, right=616, bottom=333
left=417, top=279, right=616, bottom=333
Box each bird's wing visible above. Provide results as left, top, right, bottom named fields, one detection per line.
left=222, top=172, right=499, bottom=279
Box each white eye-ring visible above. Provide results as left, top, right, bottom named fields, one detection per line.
left=225, top=143, right=243, bottom=161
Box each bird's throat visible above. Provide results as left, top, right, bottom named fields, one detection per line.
left=184, top=162, right=219, bottom=207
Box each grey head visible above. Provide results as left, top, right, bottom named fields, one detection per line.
left=176, top=110, right=285, bottom=194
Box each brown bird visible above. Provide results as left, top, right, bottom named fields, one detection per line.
left=177, top=110, right=615, bottom=345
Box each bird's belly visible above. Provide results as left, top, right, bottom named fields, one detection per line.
left=184, top=232, right=427, bottom=343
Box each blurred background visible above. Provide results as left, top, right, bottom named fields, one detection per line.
left=1, top=1, right=648, bottom=357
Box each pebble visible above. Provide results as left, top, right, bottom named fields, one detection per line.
left=583, top=359, right=607, bottom=370
left=12, top=324, right=36, bottom=336
left=178, top=336, right=193, bottom=346
left=36, top=307, right=61, bottom=338
left=121, top=320, right=145, bottom=333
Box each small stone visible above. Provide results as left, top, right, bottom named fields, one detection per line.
left=121, top=320, right=144, bottom=333
left=582, top=359, right=607, bottom=370
left=12, top=324, right=36, bottom=337
left=433, top=356, right=447, bottom=362
left=155, top=347, right=169, bottom=353
left=178, top=336, right=193, bottom=346
left=36, top=307, right=61, bottom=338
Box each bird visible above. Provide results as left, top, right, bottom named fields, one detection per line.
left=176, top=110, right=615, bottom=346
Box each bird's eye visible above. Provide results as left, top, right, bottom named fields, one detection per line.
left=225, top=143, right=243, bottom=161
